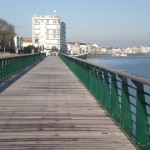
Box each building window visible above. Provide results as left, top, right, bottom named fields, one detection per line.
left=35, top=39, right=38, bottom=43
left=46, top=20, right=49, bottom=24
left=34, top=35, right=38, bottom=39
left=35, top=19, right=38, bottom=23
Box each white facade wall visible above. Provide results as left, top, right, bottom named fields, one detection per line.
left=32, top=11, right=66, bottom=55
left=23, top=42, right=31, bottom=47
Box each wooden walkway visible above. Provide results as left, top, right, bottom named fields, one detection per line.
left=0, top=56, right=136, bottom=150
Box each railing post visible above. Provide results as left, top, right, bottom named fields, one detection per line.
left=0, top=60, right=3, bottom=80
left=133, top=81, right=150, bottom=148
left=93, top=68, right=99, bottom=99
left=97, top=69, right=104, bottom=105
left=103, top=70, right=111, bottom=113
left=119, top=76, right=132, bottom=137
left=86, top=65, right=91, bottom=91
left=110, top=73, right=120, bottom=122
left=89, top=66, right=93, bottom=93
left=82, top=63, right=88, bottom=87
left=91, top=67, right=95, bottom=95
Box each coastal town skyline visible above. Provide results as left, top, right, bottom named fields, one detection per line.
left=0, top=0, right=150, bottom=48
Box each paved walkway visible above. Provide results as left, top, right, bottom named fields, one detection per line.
left=0, top=56, right=136, bottom=149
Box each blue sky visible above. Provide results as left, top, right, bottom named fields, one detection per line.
left=0, top=0, right=150, bottom=48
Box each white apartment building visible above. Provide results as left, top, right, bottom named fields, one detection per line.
left=32, top=11, right=66, bottom=55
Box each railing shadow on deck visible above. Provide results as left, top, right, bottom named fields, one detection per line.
left=59, top=53, right=150, bottom=150
left=0, top=53, right=46, bottom=92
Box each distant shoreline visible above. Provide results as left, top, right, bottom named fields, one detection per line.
left=87, top=53, right=150, bottom=59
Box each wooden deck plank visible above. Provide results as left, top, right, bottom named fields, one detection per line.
left=0, top=56, right=136, bottom=149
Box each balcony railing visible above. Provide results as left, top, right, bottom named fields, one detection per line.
left=59, top=53, right=150, bottom=150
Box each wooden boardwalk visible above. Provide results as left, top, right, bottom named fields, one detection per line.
left=0, top=56, right=136, bottom=150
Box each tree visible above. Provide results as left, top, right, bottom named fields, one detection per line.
left=0, top=18, right=16, bottom=52
left=23, top=45, right=38, bottom=54
left=51, top=46, right=58, bottom=53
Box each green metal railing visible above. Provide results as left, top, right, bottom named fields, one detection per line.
left=59, top=54, right=150, bottom=150
left=0, top=53, right=46, bottom=81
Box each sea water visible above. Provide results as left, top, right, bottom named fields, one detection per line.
left=86, top=56, right=150, bottom=79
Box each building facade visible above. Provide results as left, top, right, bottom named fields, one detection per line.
left=32, top=11, right=66, bottom=55
left=14, top=35, right=23, bottom=53
left=67, top=42, right=80, bottom=55
left=23, top=39, right=32, bottom=47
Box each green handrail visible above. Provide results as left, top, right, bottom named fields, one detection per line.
left=59, top=53, right=150, bottom=150
left=0, top=53, right=46, bottom=81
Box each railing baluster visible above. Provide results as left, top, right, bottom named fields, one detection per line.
left=103, top=70, right=111, bottom=113
left=133, top=81, right=150, bottom=148
left=119, top=76, right=133, bottom=137
left=110, top=73, right=120, bottom=122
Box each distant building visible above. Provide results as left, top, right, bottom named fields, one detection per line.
left=67, top=42, right=80, bottom=54
left=67, top=42, right=102, bottom=55
left=23, top=39, right=32, bottom=47
left=14, top=36, right=23, bottom=53
left=32, top=11, right=66, bottom=55
left=80, top=42, right=87, bottom=54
